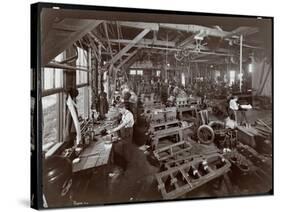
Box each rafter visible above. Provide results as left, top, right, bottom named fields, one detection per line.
left=116, top=21, right=159, bottom=31
left=176, top=35, right=195, bottom=48
left=117, top=49, right=139, bottom=69
left=160, top=23, right=230, bottom=38
left=107, top=28, right=151, bottom=65
left=108, top=38, right=175, bottom=47
left=103, top=22, right=114, bottom=59
left=42, top=20, right=103, bottom=65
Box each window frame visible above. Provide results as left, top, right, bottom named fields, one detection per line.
left=42, top=92, right=65, bottom=154
left=42, top=52, right=66, bottom=155
left=76, top=47, right=90, bottom=120
left=42, top=47, right=91, bottom=156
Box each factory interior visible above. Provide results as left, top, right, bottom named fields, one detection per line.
left=40, top=7, right=273, bottom=208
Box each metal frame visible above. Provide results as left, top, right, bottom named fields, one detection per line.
left=153, top=140, right=192, bottom=161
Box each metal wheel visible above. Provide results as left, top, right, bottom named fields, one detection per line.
left=197, top=124, right=215, bottom=145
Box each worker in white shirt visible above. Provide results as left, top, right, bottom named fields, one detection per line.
left=229, top=96, right=239, bottom=121
left=121, top=85, right=138, bottom=123
left=108, top=103, right=135, bottom=170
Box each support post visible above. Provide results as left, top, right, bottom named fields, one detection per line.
left=98, top=44, right=102, bottom=93
left=239, top=34, right=243, bottom=92
left=87, top=47, right=92, bottom=119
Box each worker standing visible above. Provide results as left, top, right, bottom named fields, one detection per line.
left=229, top=96, right=239, bottom=122
left=121, top=84, right=138, bottom=123
left=96, top=85, right=109, bottom=120
left=108, top=103, right=135, bottom=171
left=128, top=90, right=138, bottom=123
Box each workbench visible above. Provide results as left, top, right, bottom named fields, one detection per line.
left=73, top=140, right=113, bottom=173
left=177, top=106, right=198, bottom=121
left=237, top=126, right=258, bottom=148
left=150, top=121, right=193, bottom=150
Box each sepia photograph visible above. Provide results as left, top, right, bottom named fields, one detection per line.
left=33, top=3, right=273, bottom=209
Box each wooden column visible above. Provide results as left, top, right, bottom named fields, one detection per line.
left=65, top=47, right=76, bottom=91
left=87, top=47, right=92, bottom=118
left=90, top=47, right=97, bottom=110
left=239, top=34, right=243, bottom=92
left=98, top=44, right=102, bottom=93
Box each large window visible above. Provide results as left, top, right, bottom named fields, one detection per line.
left=42, top=47, right=90, bottom=153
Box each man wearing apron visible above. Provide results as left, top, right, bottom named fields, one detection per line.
left=108, top=103, right=134, bottom=171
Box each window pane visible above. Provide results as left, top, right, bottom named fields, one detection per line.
left=181, top=72, right=185, bottom=87
left=130, top=70, right=136, bottom=75
left=229, top=70, right=236, bottom=85
left=44, top=68, right=54, bottom=90
left=83, top=72, right=87, bottom=83
left=137, top=70, right=143, bottom=75
left=55, top=69, right=63, bottom=88
left=42, top=94, right=58, bottom=146
left=76, top=71, right=80, bottom=84
left=54, top=52, right=64, bottom=63
left=76, top=48, right=88, bottom=65
left=77, top=87, right=85, bottom=119
left=76, top=71, right=88, bottom=85
left=156, top=70, right=161, bottom=77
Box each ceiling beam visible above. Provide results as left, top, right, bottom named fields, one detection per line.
left=228, top=26, right=259, bottom=37
left=108, top=38, right=175, bottom=47
left=160, top=23, right=230, bottom=38
left=117, top=49, right=139, bottom=69
left=107, top=28, right=151, bottom=65
left=116, top=21, right=159, bottom=31
left=176, top=35, right=195, bottom=48
left=42, top=20, right=103, bottom=65
left=88, top=31, right=106, bottom=50
left=123, top=43, right=233, bottom=56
